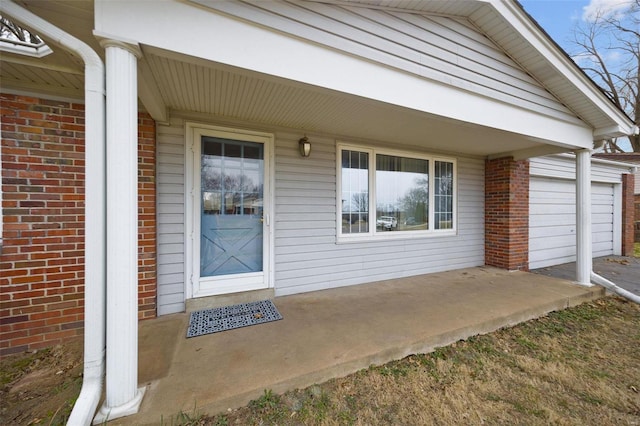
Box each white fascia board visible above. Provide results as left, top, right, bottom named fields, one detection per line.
left=95, top=0, right=592, bottom=149
left=593, top=124, right=637, bottom=141
left=487, top=0, right=635, bottom=137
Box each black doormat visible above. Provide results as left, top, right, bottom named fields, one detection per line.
left=187, top=300, right=282, bottom=338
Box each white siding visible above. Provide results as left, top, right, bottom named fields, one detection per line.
left=197, top=0, right=579, bottom=125
left=273, top=131, right=485, bottom=296
left=155, top=117, right=485, bottom=313
left=530, top=155, right=625, bottom=184
left=156, top=118, right=187, bottom=315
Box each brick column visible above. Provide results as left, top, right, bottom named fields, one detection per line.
left=137, top=113, right=157, bottom=319
left=635, top=194, right=640, bottom=243
left=485, top=157, right=529, bottom=271
left=621, top=174, right=635, bottom=255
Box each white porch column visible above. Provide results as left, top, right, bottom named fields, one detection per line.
left=94, top=41, right=145, bottom=423
left=575, top=149, right=593, bottom=285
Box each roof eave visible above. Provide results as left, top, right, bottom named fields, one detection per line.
left=485, top=0, right=635, bottom=138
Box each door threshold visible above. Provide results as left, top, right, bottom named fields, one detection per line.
left=186, top=288, right=275, bottom=312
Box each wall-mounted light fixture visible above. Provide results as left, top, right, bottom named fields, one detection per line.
left=299, top=136, right=311, bottom=157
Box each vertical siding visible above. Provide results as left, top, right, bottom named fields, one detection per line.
left=273, top=131, right=485, bottom=296
left=156, top=117, right=186, bottom=315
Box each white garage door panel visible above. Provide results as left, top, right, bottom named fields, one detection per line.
left=529, top=177, right=616, bottom=269
left=530, top=226, right=574, bottom=239
left=530, top=214, right=576, bottom=227
left=530, top=204, right=574, bottom=214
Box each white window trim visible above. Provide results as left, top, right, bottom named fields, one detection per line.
left=336, top=143, right=457, bottom=243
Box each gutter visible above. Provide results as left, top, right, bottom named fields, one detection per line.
left=0, top=2, right=107, bottom=425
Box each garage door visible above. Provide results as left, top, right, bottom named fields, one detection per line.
left=529, top=177, right=615, bottom=269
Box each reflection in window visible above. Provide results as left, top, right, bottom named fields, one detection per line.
left=435, top=161, right=453, bottom=229
left=338, top=145, right=455, bottom=238
left=376, top=154, right=428, bottom=232
left=341, top=150, right=369, bottom=234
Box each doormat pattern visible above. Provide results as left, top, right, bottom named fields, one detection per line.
left=187, top=300, right=282, bottom=338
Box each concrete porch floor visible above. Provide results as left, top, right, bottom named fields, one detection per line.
left=119, top=267, right=603, bottom=424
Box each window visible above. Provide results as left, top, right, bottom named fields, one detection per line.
left=338, top=144, right=456, bottom=239
left=341, top=149, right=370, bottom=234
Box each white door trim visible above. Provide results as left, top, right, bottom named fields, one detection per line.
left=185, top=122, right=274, bottom=299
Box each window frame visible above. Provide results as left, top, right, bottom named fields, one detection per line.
left=336, top=143, right=457, bottom=242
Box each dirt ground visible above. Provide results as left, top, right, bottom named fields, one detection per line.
left=0, top=339, right=83, bottom=425
left=2, top=297, right=639, bottom=425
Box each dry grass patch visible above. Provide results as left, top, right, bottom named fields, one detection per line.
left=2, top=298, right=638, bottom=425
left=209, top=297, right=640, bottom=426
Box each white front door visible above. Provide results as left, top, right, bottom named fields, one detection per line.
left=187, top=124, right=273, bottom=298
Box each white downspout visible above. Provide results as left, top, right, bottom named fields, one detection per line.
left=576, top=146, right=640, bottom=304
left=591, top=272, right=640, bottom=303
left=0, top=2, right=107, bottom=425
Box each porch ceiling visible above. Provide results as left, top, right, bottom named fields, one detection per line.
left=144, top=47, right=544, bottom=157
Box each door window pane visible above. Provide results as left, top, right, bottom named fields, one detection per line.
left=376, top=154, right=429, bottom=231
left=341, top=150, right=369, bottom=234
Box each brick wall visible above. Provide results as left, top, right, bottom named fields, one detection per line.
left=635, top=194, right=640, bottom=244
left=485, top=157, right=529, bottom=271
left=1, top=94, right=157, bottom=356
left=137, top=115, right=157, bottom=319
left=621, top=174, right=635, bottom=254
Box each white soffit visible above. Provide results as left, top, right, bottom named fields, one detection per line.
left=142, top=46, right=557, bottom=157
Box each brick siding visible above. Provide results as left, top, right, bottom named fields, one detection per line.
left=621, top=174, right=635, bottom=254
left=485, top=157, right=529, bottom=271
left=137, top=116, right=157, bottom=319
left=1, top=94, right=157, bottom=357
left=635, top=194, right=640, bottom=243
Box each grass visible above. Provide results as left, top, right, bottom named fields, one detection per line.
left=2, top=298, right=639, bottom=425
left=634, top=242, right=640, bottom=257
left=204, top=297, right=640, bottom=425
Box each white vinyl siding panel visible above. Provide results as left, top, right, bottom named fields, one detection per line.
left=156, top=118, right=187, bottom=315
left=199, top=0, right=579, bottom=125
left=274, top=132, right=484, bottom=296
left=156, top=117, right=484, bottom=313
left=530, top=155, right=626, bottom=184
